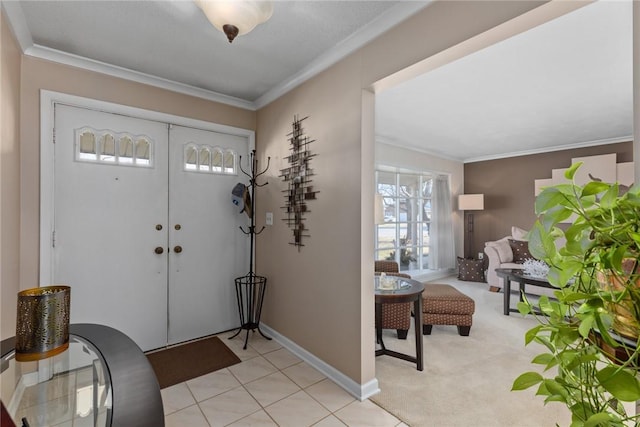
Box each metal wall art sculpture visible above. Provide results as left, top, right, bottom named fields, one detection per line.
left=279, top=115, right=318, bottom=249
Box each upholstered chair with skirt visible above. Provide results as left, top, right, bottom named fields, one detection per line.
left=374, top=260, right=412, bottom=339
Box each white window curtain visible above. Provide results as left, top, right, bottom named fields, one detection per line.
left=429, top=175, right=456, bottom=269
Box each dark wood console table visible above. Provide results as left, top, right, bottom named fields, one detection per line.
left=375, top=276, right=424, bottom=371
left=1, top=323, right=164, bottom=427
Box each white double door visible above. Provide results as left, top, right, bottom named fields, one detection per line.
left=53, top=104, right=249, bottom=351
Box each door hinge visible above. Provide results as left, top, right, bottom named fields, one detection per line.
left=53, top=127, right=56, bottom=144
left=52, top=230, right=56, bottom=248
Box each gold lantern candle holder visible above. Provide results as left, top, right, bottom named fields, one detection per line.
left=15, top=285, right=70, bottom=362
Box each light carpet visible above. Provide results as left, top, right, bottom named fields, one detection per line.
left=370, top=276, right=572, bottom=427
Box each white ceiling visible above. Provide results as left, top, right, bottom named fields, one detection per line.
left=3, top=1, right=634, bottom=163
left=376, top=0, right=633, bottom=162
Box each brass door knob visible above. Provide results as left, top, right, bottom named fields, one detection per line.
left=174, top=246, right=183, bottom=254
left=154, top=247, right=164, bottom=254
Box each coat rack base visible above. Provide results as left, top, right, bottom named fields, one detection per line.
left=229, top=274, right=271, bottom=350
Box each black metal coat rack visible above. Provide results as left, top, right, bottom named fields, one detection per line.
left=229, top=150, right=272, bottom=349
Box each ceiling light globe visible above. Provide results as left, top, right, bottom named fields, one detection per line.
left=196, top=0, right=273, bottom=43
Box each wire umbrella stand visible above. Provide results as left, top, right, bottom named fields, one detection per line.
left=229, top=150, right=272, bottom=350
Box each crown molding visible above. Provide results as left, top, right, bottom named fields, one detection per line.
left=1, top=0, right=34, bottom=52
left=253, top=1, right=432, bottom=109
left=376, top=135, right=462, bottom=163
left=25, top=45, right=256, bottom=110
left=463, top=135, right=634, bottom=163
left=376, top=135, right=634, bottom=164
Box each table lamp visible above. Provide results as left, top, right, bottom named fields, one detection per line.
left=458, top=194, right=484, bottom=259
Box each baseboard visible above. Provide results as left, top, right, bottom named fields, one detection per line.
left=259, top=324, right=380, bottom=401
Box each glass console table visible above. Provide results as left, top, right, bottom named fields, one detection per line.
left=1, top=324, right=164, bottom=427
left=1, top=335, right=111, bottom=426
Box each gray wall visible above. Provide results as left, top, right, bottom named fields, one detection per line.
left=464, top=141, right=633, bottom=261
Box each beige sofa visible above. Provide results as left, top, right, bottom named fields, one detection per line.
left=484, top=226, right=530, bottom=291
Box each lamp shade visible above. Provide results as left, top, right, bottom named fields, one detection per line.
left=196, top=0, right=273, bottom=42
left=458, top=194, right=484, bottom=211
left=15, top=286, right=70, bottom=362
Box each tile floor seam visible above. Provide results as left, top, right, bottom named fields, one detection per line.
left=301, top=386, right=349, bottom=415
left=243, top=383, right=302, bottom=408
left=194, top=402, right=213, bottom=427
left=216, top=400, right=264, bottom=427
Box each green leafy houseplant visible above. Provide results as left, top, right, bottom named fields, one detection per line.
left=512, top=162, right=640, bottom=426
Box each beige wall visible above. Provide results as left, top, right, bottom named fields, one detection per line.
left=256, top=54, right=369, bottom=381
left=1, top=11, right=22, bottom=339
left=464, top=142, right=633, bottom=260
left=255, top=1, right=548, bottom=386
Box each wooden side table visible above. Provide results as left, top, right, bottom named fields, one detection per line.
left=375, top=277, right=424, bottom=371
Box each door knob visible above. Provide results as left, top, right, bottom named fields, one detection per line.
left=174, top=246, right=183, bottom=253
left=154, top=247, right=164, bottom=254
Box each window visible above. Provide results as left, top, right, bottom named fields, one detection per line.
left=185, top=144, right=198, bottom=170
left=375, top=170, right=434, bottom=273
left=212, top=148, right=223, bottom=172
left=182, top=143, right=237, bottom=175
left=199, top=147, right=211, bottom=171
left=75, top=128, right=154, bottom=168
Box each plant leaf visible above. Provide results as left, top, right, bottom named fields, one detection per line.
left=610, top=245, right=627, bottom=271
left=596, top=366, right=640, bottom=401
left=581, top=182, right=610, bottom=197
left=599, top=183, right=619, bottom=209
left=525, top=325, right=543, bottom=345
left=531, top=353, right=554, bottom=366
left=544, top=394, right=566, bottom=404
left=577, top=314, right=595, bottom=338
left=564, top=162, right=582, bottom=180
left=584, top=413, right=614, bottom=427
left=517, top=301, right=531, bottom=315
left=535, top=381, right=549, bottom=396
left=512, top=372, right=543, bottom=391
left=542, top=379, right=568, bottom=400
left=536, top=187, right=571, bottom=215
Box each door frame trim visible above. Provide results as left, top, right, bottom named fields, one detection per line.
left=40, top=89, right=256, bottom=285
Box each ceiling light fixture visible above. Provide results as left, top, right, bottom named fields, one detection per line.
left=195, top=0, right=273, bottom=43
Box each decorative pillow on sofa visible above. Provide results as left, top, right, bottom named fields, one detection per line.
left=485, top=238, right=513, bottom=263
left=457, top=257, right=485, bottom=282
left=509, top=239, right=533, bottom=263
left=511, top=226, right=529, bottom=241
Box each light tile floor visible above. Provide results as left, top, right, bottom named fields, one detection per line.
left=162, top=330, right=407, bottom=427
